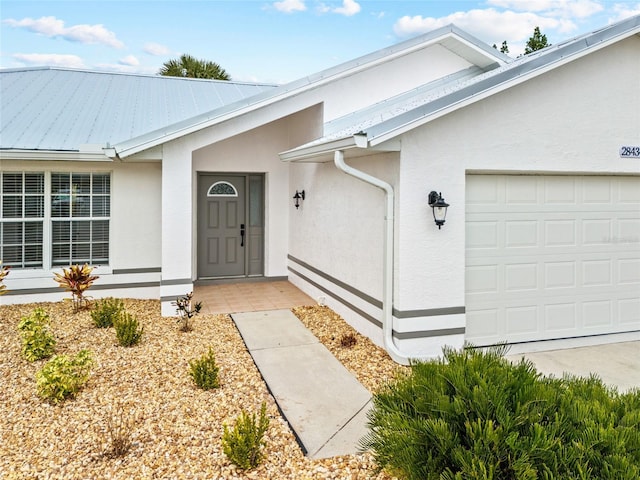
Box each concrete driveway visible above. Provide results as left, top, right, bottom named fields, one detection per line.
left=506, top=341, right=640, bottom=392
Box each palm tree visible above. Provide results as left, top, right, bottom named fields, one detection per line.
left=159, top=54, right=230, bottom=80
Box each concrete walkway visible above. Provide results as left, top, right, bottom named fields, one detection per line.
left=231, top=309, right=372, bottom=459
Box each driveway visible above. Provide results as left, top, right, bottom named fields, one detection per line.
left=507, top=341, right=640, bottom=392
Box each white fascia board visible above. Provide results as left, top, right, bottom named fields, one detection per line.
left=280, top=136, right=360, bottom=163
left=368, top=25, right=640, bottom=147
left=0, top=149, right=114, bottom=162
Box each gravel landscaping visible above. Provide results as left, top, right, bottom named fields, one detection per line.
left=1, top=299, right=407, bottom=479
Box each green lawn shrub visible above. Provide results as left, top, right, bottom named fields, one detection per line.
left=36, top=349, right=93, bottom=404
left=18, top=307, right=56, bottom=361
left=189, top=347, right=220, bottom=390
left=361, top=344, right=640, bottom=480
left=91, top=297, right=125, bottom=328
left=114, top=312, right=143, bottom=347
left=222, top=402, right=270, bottom=470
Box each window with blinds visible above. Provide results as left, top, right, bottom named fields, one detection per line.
left=0, top=172, right=44, bottom=268
left=0, top=171, right=110, bottom=269
left=51, top=173, right=110, bottom=266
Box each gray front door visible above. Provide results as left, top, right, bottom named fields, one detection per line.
left=197, top=174, right=264, bottom=278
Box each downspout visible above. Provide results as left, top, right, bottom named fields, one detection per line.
left=333, top=150, right=411, bottom=365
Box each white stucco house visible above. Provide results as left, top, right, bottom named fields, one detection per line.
left=1, top=16, right=639, bottom=363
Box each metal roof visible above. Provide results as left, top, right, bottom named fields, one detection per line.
left=0, top=68, right=277, bottom=152
left=282, top=14, right=640, bottom=162
left=0, top=23, right=508, bottom=159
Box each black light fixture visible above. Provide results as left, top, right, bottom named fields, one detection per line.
left=293, top=190, right=305, bottom=209
left=428, top=191, right=449, bottom=229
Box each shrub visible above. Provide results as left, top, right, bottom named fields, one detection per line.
left=100, top=402, right=138, bottom=458
left=18, top=307, right=56, bottom=361
left=340, top=333, right=358, bottom=348
left=36, top=349, right=93, bottom=404
left=189, top=347, right=220, bottom=390
left=114, top=312, right=143, bottom=347
left=361, top=345, right=640, bottom=480
left=91, top=297, right=125, bottom=328
left=173, top=291, right=202, bottom=332
left=53, top=263, right=99, bottom=312
left=222, top=402, right=270, bottom=470
left=0, top=260, right=9, bottom=295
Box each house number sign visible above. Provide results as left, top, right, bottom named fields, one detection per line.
left=620, top=146, right=640, bottom=158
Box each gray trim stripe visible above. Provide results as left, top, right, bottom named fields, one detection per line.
left=288, top=266, right=382, bottom=328
left=394, top=327, right=466, bottom=340
left=288, top=266, right=464, bottom=340
left=160, top=278, right=193, bottom=286
left=288, top=254, right=465, bottom=320
left=4, top=281, right=160, bottom=296
left=112, top=267, right=161, bottom=274
left=288, top=255, right=382, bottom=308
left=394, top=306, right=465, bottom=318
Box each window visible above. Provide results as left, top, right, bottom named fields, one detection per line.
left=0, top=172, right=44, bottom=268
left=207, top=181, right=238, bottom=197
left=0, top=171, right=110, bottom=269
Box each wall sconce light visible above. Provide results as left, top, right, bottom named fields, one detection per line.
left=293, top=190, right=305, bottom=209
left=428, top=191, right=449, bottom=229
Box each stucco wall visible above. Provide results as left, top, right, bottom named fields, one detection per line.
left=396, top=35, right=640, bottom=314
left=1, top=160, right=162, bottom=303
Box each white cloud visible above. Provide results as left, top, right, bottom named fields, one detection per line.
left=143, top=42, right=170, bottom=56
left=488, top=0, right=604, bottom=18
left=119, top=55, right=139, bottom=66
left=333, top=0, right=361, bottom=16
left=393, top=8, right=578, bottom=55
left=12, top=53, right=86, bottom=69
left=3, top=16, right=124, bottom=48
left=610, top=2, right=640, bottom=21
left=273, top=0, right=306, bottom=13
left=318, top=0, right=361, bottom=16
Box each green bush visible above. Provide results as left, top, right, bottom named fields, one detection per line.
left=114, top=312, right=143, bottom=347
left=222, top=402, right=270, bottom=470
left=189, top=347, right=220, bottom=390
left=18, top=307, right=56, bottom=361
left=36, top=349, right=93, bottom=404
left=91, top=297, right=125, bottom=328
left=361, top=345, right=640, bottom=480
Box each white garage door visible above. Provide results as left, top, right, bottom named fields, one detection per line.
left=466, top=175, right=640, bottom=346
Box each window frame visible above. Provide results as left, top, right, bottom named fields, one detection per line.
left=0, top=169, right=112, bottom=276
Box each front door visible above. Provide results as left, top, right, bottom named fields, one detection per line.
left=197, top=174, right=264, bottom=278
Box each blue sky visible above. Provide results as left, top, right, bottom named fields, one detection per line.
left=2, top=1, right=639, bottom=84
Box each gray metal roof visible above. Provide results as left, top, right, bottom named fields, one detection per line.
left=0, top=68, right=277, bottom=152
left=1, top=23, right=507, bottom=158
left=282, top=14, right=640, bottom=162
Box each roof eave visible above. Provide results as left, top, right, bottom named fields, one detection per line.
left=0, top=149, right=114, bottom=162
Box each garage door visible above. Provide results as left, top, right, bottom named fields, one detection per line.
left=466, top=175, right=640, bottom=346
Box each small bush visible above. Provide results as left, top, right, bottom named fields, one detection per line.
left=53, top=263, right=99, bottom=312
left=114, top=312, right=143, bottom=347
left=222, top=402, right=270, bottom=470
left=100, top=402, right=138, bottom=458
left=0, top=260, right=9, bottom=295
left=173, top=292, right=202, bottom=332
left=361, top=345, right=640, bottom=480
left=340, top=333, right=358, bottom=348
left=91, top=297, right=125, bottom=328
left=18, top=307, right=56, bottom=361
left=189, top=347, right=220, bottom=390
left=36, top=349, right=93, bottom=404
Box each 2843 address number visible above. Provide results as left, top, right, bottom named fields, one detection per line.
left=620, top=146, right=640, bottom=158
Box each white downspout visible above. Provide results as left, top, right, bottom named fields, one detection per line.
left=334, top=150, right=411, bottom=365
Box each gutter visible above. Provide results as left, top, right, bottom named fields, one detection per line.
left=333, top=150, right=411, bottom=365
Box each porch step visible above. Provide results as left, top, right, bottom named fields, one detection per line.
left=231, top=309, right=372, bottom=459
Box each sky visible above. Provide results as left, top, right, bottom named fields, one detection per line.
left=2, top=0, right=640, bottom=84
